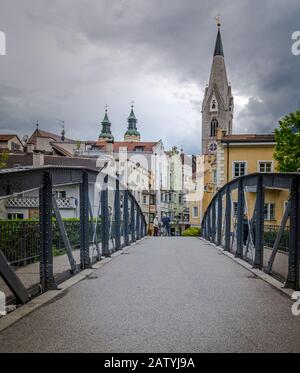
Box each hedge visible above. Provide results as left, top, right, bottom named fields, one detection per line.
left=182, top=227, right=201, bottom=237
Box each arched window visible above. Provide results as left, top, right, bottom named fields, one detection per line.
left=210, top=96, right=218, bottom=112
left=210, top=118, right=218, bottom=137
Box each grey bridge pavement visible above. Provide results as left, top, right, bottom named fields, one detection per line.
left=0, top=237, right=300, bottom=353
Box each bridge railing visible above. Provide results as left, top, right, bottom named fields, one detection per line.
left=201, top=173, right=300, bottom=290
left=0, top=166, right=147, bottom=305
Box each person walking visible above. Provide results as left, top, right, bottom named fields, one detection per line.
left=153, top=215, right=159, bottom=237
left=162, top=214, right=171, bottom=237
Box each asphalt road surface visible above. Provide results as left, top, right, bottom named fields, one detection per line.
left=0, top=237, right=299, bottom=353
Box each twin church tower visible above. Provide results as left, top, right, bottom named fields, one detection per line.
left=201, top=20, right=234, bottom=154
left=98, top=104, right=141, bottom=143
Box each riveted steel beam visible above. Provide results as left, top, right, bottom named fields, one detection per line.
left=39, top=172, right=58, bottom=292
left=285, top=177, right=300, bottom=290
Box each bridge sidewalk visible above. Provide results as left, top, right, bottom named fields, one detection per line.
left=0, top=237, right=300, bottom=353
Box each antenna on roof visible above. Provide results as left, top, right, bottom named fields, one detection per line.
left=57, top=119, right=65, bottom=141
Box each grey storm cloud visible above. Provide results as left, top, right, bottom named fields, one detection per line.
left=0, top=0, right=299, bottom=154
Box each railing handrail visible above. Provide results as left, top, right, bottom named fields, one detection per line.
left=201, top=172, right=300, bottom=225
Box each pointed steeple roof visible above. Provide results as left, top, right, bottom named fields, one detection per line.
left=128, top=106, right=137, bottom=121
left=206, top=23, right=229, bottom=104
left=214, top=28, right=224, bottom=57
left=99, top=108, right=114, bottom=142
left=124, top=104, right=140, bottom=142
left=102, top=111, right=111, bottom=124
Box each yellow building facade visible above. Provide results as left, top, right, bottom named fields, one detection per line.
left=198, top=130, right=289, bottom=228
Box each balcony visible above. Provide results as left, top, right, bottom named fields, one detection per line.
left=5, top=197, right=77, bottom=209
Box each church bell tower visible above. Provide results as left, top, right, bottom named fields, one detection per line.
left=201, top=18, right=234, bottom=154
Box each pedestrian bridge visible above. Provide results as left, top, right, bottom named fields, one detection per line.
left=0, top=168, right=300, bottom=352
left=0, top=237, right=300, bottom=353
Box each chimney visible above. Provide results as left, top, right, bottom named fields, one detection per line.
left=25, top=143, right=34, bottom=153
left=33, top=151, right=45, bottom=168
left=106, top=140, right=114, bottom=156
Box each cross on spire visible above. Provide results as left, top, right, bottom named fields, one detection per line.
left=215, top=14, right=221, bottom=29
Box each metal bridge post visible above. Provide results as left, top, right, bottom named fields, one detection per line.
left=114, top=177, right=121, bottom=251
left=131, top=195, right=136, bottom=243
left=212, top=200, right=216, bottom=244
left=207, top=206, right=211, bottom=242
left=39, top=172, right=58, bottom=291
left=124, top=190, right=130, bottom=246
left=101, top=175, right=110, bottom=257
left=225, top=185, right=232, bottom=252
left=285, top=177, right=300, bottom=290
left=136, top=203, right=141, bottom=240
left=80, top=171, right=92, bottom=268
left=236, top=178, right=245, bottom=258
left=216, top=193, right=222, bottom=247
left=253, top=175, right=265, bottom=269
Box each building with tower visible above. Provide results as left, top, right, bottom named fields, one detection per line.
left=201, top=19, right=234, bottom=155
left=98, top=108, right=114, bottom=143
left=124, top=105, right=141, bottom=142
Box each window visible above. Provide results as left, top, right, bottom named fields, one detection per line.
left=55, top=191, right=66, bottom=199
left=259, top=161, right=273, bottom=173
left=210, top=119, right=218, bottom=137
left=264, top=203, right=275, bottom=221
left=232, top=202, right=238, bottom=217
left=8, top=213, right=24, bottom=220
left=11, top=142, right=21, bottom=151
left=179, top=195, right=183, bottom=204
left=233, top=162, right=247, bottom=178
left=134, top=146, right=145, bottom=152
left=150, top=196, right=156, bottom=205
left=213, top=170, right=217, bottom=184
left=143, top=196, right=147, bottom=204
left=232, top=202, right=246, bottom=217
left=210, top=96, right=218, bottom=112
left=193, top=207, right=199, bottom=218
left=149, top=214, right=155, bottom=223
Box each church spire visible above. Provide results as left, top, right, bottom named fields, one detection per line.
left=201, top=18, right=234, bottom=155
left=124, top=103, right=141, bottom=142
left=99, top=106, right=114, bottom=142
left=214, top=15, right=224, bottom=57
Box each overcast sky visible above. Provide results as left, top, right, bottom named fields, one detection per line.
left=0, top=0, right=299, bottom=154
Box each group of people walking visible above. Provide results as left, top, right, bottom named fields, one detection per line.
left=153, top=214, right=171, bottom=237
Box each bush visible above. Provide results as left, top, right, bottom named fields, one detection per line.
left=182, top=227, right=201, bottom=237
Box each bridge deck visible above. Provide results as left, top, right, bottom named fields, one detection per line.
left=0, top=237, right=300, bottom=353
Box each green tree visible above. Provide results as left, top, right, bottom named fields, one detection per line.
left=0, top=151, right=8, bottom=169
left=274, top=110, right=300, bottom=172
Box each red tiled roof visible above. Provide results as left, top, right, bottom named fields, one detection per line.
left=0, top=134, right=19, bottom=141
left=113, top=142, right=158, bottom=152
left=29, top=129, right=74, bottom=145
left=88, top=141, right=159, bottom=153
left=222, top=134, right=275, bottom=143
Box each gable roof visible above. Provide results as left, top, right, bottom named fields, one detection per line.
left=0, top=134, right=23, bottom=144
left=51, top=143, right=74, bottom=157
left=28, top=129, right=74, bottom=145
